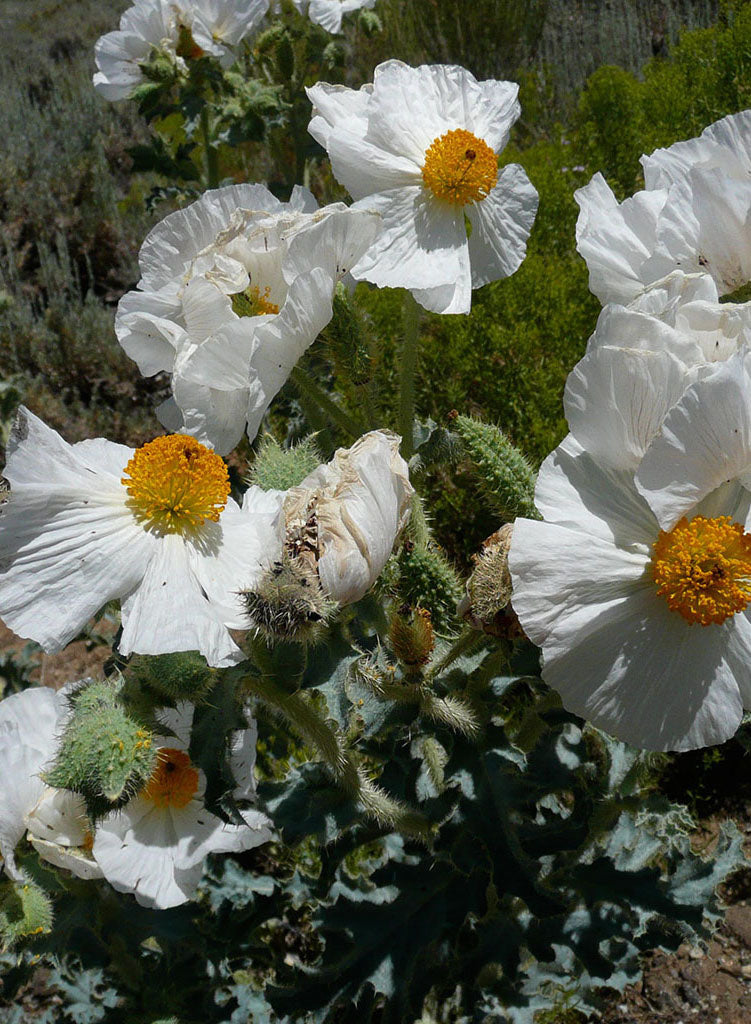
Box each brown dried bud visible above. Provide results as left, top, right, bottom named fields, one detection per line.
left=459, top=524, right=523, bottom=638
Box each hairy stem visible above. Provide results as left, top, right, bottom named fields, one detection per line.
left=398, top=291, right=421, bottom=459
left=243, top=671, right=430, bottom=838
left=201, top=105, right=220, bottom=189
left=291, top=365, right=367, bottom=439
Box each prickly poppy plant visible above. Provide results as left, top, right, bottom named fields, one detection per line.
left=2, top=3, right=751, bottom=1023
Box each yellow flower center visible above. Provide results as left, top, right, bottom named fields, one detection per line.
left=421, top=128, right=498, bottom=206
left=230, top=284, right=280, bottom=318
left=143, top=748, right=199, bottom=810
left=652, top=515, right=751, bottom=626
left=122, top=434, right=230, bottom=535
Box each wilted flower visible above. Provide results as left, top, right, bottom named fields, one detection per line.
left=0, top=686, right=101, bottom=882
left=281, top=430, right=413, bottom=605
left=291, top=0, right=375, bottom=33
left=93, top=0, right=270, bottom=101
left=0, top=409, right=279, bottom=667
left=575, top=110, right=751, bottom=305
left=307, top=60, right=538, bottom=314
left=116, top=184, right=379, bottom=453
left=510, top=350, right=751, bottom=751
left=93, top=703, right=273, bottom=908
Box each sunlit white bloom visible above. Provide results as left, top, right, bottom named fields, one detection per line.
left=576, top=111, right=751, bottom=304
left=0, top=685, right=101, bottom=882
left=116, top=184, right=380, bottom=453
left=93, top=0, right=269, bottom=101
left=291, top=0, right=375, bottom=33
left=0, top=409, right=279, bottom=667
left=307, top=60, right=538, bottom=314
left=509, top=429, right=751, bottom=752
left=564, top=272, right=751, bottom=470
left=93, top=703, right=273, bottom=909
left=282, top=430, right=413, bottom=604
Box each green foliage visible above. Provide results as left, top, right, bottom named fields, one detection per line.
left=249, top=435, right=323, bottom=491
left=44, top=681, right=157, bottom=819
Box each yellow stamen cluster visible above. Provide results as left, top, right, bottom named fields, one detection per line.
left=143, top=748, right=199, bottom=810
left=652, top=515, right=751, bottom=626
left=421, top=128, right=498, bottom=206
left=122, top=434, right=230, bottom=535
left=230, top=284, right=280, bottom=318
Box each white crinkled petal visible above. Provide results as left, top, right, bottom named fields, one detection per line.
left=119, top=530, right=245, bottom=667
left=0, top=410, right=154, bottom=651
left=283, top=205, right=381, bottom=286
left=534, top=435, right=657, bottom=549
left=0, top=725, right=48, bottom=880
left=642, top=110, right=751, bottom=189
left=465, top=164, right=538, bottom=287
left=636, top=350, right=751, bottom=530
left=306, top=81, right=372, bottom=151
left=574, top=173, right=670, bottom=305
left=138, top=183, right=281, bottom=291
left=116, top=298, right=188, bottom=377
left=171, top=371, right=252, bottom=455
left=564, top=345, right=691, bottom=472
left=350, top=187, right=467, bottom=296
left=182, top=276, right=235, bottom=342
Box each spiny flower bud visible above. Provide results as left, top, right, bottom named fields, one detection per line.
left=127, top=652, right=216, bottom=705
left=44, top=681, right=157, bottom=820
left=396, top=542, right=463, bottom=634
left=0, top=878, right=53, bottom=949
left=454, top=415, right=538, bottom=520
left=241, top=552, right=337, bottom=644
left=459, top=525, right=522, bottom=638
left=389, top=606, right=435, bottom=671
left=248, top=435, right=322, bottom=492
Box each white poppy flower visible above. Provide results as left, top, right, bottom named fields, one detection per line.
left=564, top=272, right=751, bottom=471
left=0, top=408, right=280, bottom=667
left=291, top=0, right=375, bottom=33
left=0, top=686, right=101, bottom=882
left=306, top=60, right=539, bottom=314
left=576, top=111, right=751, bottom=304
left=508, top=431, right=751, bottom=752
left=281, top=430, right=413, bottom=604
left=116, top=184, right=380, bottom=453
left=93, top=0, right=269, bottom=100
left=93, top=703, right=273, bottom=909
left=187, top=0, right=270, bottom=53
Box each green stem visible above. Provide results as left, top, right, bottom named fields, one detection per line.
left=398, top=290, right=421, bottom=459
left=201, top=105, right=219, bottom=189
left=427, top=627, right=484, bottom=681
left=243, top=671, right=430, bottom=838
left=291, top=365, right=367, bottom=440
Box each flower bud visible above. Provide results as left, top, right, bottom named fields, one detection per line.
left=127, top=652, right=216, bottom=705
left=241, top=552, right=337, bottom=644
left=0, top=878, right=53, bottom=949
left=396, top=542, right=463, bottom=634
left=44, top=681, right=157, bottom=820
left=389, top=606, right=435, bottom=671
left=454, top=415, right=538, bottom=520
left=248, top=435, right=322, bottom=492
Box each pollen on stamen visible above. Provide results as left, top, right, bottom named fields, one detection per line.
left=422, top=128, right=498, bottom=206
left=142, top=748, right=199, bottom=809
left=652, top=515, right=751, bottom=626
left=230, top=284, right=280, bottom=318
left=122, top=434, right=230, bottom=536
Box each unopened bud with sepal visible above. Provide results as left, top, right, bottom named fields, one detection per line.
left=241, top=551, right=337, bottom=644
left=44, top=681, right=157, bottom=820
left=0, top=878, right=53, bottom=949
left=390, top=605, right=435, bottom=671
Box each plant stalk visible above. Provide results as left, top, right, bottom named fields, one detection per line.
left=398, top=290, right=421, bottom=459
left=291, top=365, right=367, bottom=439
